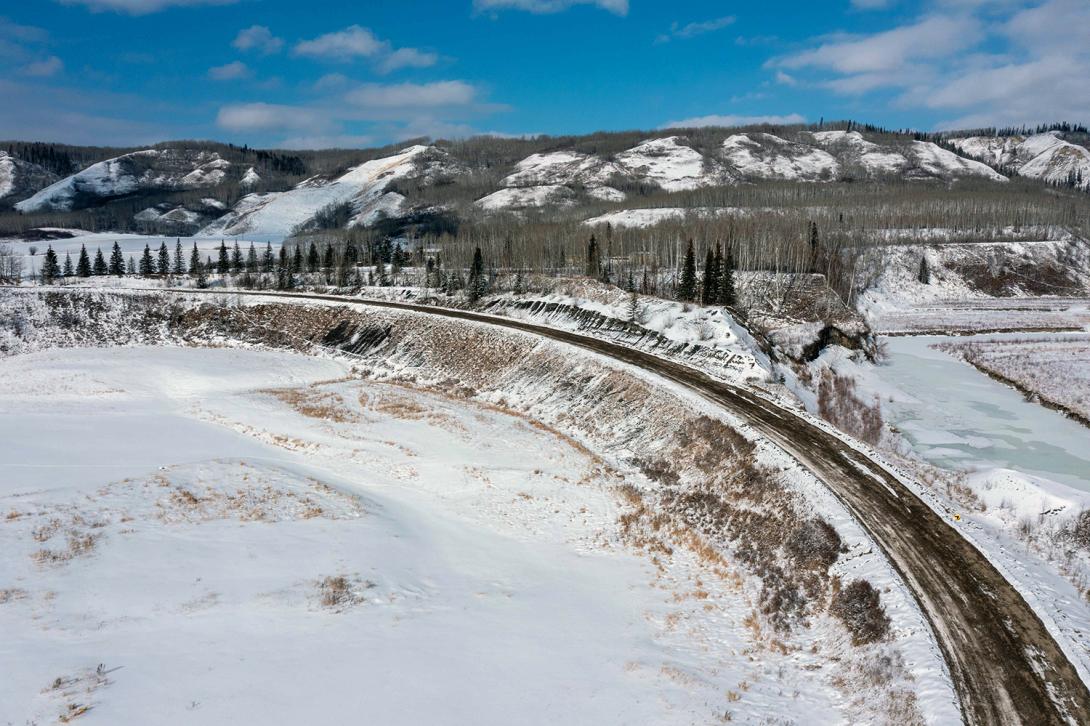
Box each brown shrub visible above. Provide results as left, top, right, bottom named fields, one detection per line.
left=785, top=518, right=843, bottom=571
left=830, top=579, right=891, bottom=646
left=1071, top=510, right=1090, bottom=550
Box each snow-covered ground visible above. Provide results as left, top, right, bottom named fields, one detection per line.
left=0, top=291, right=963, bottom=724
left=950, top=132, right=1090, bottom=190
left=0, top=346, right=742, bottom=724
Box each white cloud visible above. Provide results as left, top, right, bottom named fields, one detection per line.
left=21, top=56, right=64, bottom=77
left=772, top=15, right=979, bottom=74
left=661, top=113, right=807, bottom=129
left=208, top=60, right=250, bottom=81
left=774, top=70, right=796, bottom=86
left=292, top=25, right=439, bottom=75
left=293, top=25, right=386, bottom=61
left=377, top=47, right=439, bottom=74
left=345, top=80, right=478, bottom=109
left=216, top=102, right=328, bottom=132
left=851, top=0, right=893, bottom=8
left=656, top=15, right=735, bottom=43
left=57, top=0, right=237, bottom=14
left=474, top=0, right=628, bottom=15
left=233, top=25, right=283, bottom=54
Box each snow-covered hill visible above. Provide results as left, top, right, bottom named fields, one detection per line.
left=14, top=148, right=232, bottom=213
left=476, top=130, right=1009, bottom=211
left=200, top=145, right=435, bottom=238
left=0, top=152, right=57, bottom=207
left=950, top=131, right=1090, bottom=189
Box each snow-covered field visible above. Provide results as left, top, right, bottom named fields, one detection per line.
left=1, top=346, right=734, bottom=724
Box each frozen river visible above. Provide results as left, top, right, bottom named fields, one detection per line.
left=880, top=334, right=1090, bottom=494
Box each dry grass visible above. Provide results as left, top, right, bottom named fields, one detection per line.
left=317, top=574, right=373, bottom=611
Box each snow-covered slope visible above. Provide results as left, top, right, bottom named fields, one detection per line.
left=950, top=132, right=1090, bottom=189
left=15, top=149, right=233, bottom=213
left=614, top=136, right=723, bottom=191
left=476, top=184, right=575, bottom=211
left=722, top=132, right=839, bottom=181
left=810, top=130, right=908, bottom=175
left=908, top=141, right=1006, bottom=182
left=200, top=145, right=431, bottom=238
left=0, top=152, right=57, bottom=206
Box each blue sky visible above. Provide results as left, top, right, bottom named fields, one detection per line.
left=1, top=0, right=1086, bottom=148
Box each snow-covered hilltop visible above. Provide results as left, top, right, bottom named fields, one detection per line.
left=15, top=148, right=232, bottom=213
left=950, top=131, right=1090, bottom=189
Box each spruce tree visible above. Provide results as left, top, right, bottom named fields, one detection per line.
left=139, top=244, right=154, bottom=276
left=92, top=248, right=108, bottom=276
left=157, top=242, right=170, bottom=275
left=918, top=255, right=931, bottom=285
left=189, top=242, right=201, bottom=277
left=217, top=241, right=230, bottom=275
left=322, top=244, right=334, bottom=273
left=246, top=242, right=258, bottom=273
left=719, top=246, right=736, bottom=307
left=231, top=242, right=243, bottom=273
left=307, top=242, right=320, bottom=273
left=41, top=245, right=60, bottom=284
left=809, top=221, right=820, bottom=273
left=76, top=244, right=92, bottom=277
left=678, top=239, right=697, bottom=302
left=173, top=240, right=185, bottom=275
left=292, top=245, right=303, bottom=274
left=109, top=241, right=125, bottom=276
left=701, top=247, right=717, bottom=305
left=585, top=235, right=600, bottom=278
left=262, top=242, right=275, bottom=273
left=467, top=246, right=486, bottom=302
left=63, top=252, right=74, bottom=278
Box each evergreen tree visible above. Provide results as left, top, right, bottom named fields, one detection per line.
left=374, top=259, right=388, bottom=286
left=246, top=242, right=258, bottom=273
left=292, top=245, right=303, bottom=274
left=41, top=245, right=60, bottom=284
left=585, top=235, right=600, bottom=278
left=217, top=241, right=230, bottom=275
left=322, top=244, right=334, bottom=274
left=231, top=242, right=243, bottom=273
left=189, top=242, right=201, bottom=277
left=467, top=246, right=487, bottom=302
left=62, top=251, right=74, bottom=278
left=109, top=241, right=125, bottom=276
left=195, top=259, right=208, bottom=288
left=139, top=244, right=154, bottom=276
left=719, top=246, right=736, bottom=307
left=343, top=240, right=358, bottom=268
left=92, top=248, right=108, bottom=276
left=262, top=242, right=275, bottom=273
left=918, top=255, right=931, bottom=285
left=157, top=242, right=170, bottom=275
left=76, top=244, right=92, bottom=277
left=173, top=240, right=185, bottom=275
left=809, top=221, right=821, bottom=273
left=307, top=242, right=319, bottom=273
left=678, top=239, right=697, bottom=302
left=701, top=247, right=717, bottom=305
